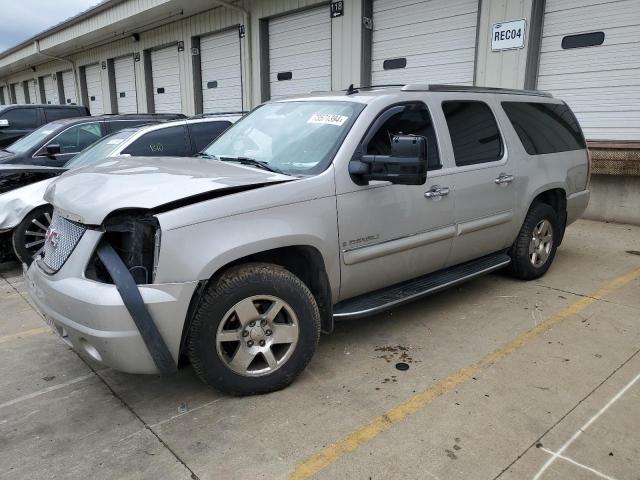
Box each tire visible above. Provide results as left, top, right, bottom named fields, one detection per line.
left=12, top=205, right=54, bottom=266
left=508, top=203, right=559, bottom=280
left=188, top=263, right=321, bottom=395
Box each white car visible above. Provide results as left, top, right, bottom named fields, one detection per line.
left=0, top=116, right=238, bottom=264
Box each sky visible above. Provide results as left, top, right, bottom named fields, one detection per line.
left=0, top=0, right=101, bottom=52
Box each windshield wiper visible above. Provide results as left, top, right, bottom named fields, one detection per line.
left=194, top=152, right=216, bottom=159
left=218, top=156, right=284, bottom=174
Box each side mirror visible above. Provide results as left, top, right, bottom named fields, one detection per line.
left=349, top=135, right=427, bottom=185
left=45, top=144, right=61, bottom=156
left=0, top=119, right=9, bottom=128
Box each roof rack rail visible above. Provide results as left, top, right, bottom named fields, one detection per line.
left=401, top=84, right=553, bottom=97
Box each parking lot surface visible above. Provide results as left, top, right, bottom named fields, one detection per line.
left=1, top=219, right=639, bottom=480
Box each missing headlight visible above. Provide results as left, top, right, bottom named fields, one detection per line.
left=87, top=211, right=161, bottom=285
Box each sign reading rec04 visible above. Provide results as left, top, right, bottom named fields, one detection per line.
left=491, top=19, right=526, bottom=51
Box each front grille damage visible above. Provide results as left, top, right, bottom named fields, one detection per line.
left=86, top=211, right=160, bottom=285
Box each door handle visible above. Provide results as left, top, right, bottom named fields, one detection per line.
left=424, top=185, right=450, bottom=199
left=495, top=173, right=514, bottom=185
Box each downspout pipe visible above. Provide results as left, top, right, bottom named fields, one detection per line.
left=211, top=0, right=252, bottom=111
left=34, top=39, right=82, bottom=106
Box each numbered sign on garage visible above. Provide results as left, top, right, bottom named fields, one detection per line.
left=491, top=19, right=526, bottom=51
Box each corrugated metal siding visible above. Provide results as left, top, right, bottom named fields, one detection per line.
left=201, top=28, right=243, bottom=113
left=538, top=0, right=640, bottom=141
left=84, top=64, right=104, bottom=114
left=151, top=45, right=182, bottom=113
left=114, top=56, right=138, bottom=113
left=371, top=0, right=479, bottom=85
left=62, top=70, right=77, bottom=104
left=268, top=5, right=332, bottom=99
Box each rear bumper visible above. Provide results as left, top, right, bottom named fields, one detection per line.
left=566, top=189, right=590, bottom=225
left=24, top=241, right=197, bottom=374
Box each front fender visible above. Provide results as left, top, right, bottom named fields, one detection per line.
left=0, top=180, right=51, bottom=231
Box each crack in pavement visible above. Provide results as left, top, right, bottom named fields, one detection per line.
left=534, top=282, right=640, bottom=311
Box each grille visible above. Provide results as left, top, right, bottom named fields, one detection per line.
left=41, top=211, right=87, bottom=273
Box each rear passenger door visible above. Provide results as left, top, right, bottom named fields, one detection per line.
left=121, top=125, right=189, bottom=157
left=44, top=107, right=86, bottom=123
left=188, top=121, right=231, bottom=153
left=437, top=99, right=517, bottom=266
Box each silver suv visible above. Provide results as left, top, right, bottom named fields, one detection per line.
left=25, top=85, right=590, bottom=395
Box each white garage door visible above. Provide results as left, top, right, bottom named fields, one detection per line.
left=268, top=6, right=331, bottom=100
left=152, top=46, right=181, bottom=114
left=0, top=86, right=5, bottom=105
left=42, top=75, right=55, bottom=104
left=201, top=29, right=243, bottom=113
left=372, top=0, right=478, bottom=85
left=84, top=64, right=104, bottom=115
left=538, top=0, right=640, bottom=141
left=27, top=80, right=37, bottom=103
left=62, top=70, right=77, bottom=104
left=114, top=56, right=137, bottom=114
left=13, top=83, right=25, bottom=104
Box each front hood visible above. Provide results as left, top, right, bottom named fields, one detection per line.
left=45, top=156, right=296, bottom=225
left=0, top=164, right=66, bottom=195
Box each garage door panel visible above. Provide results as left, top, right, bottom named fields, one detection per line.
left=372, top=0, right=478, bottom=86
left=538, top=0, right=640, bottom=141
left=13, top=84, right=25, bottom=104
left=200, top=29, right=242, bottom=114
left=152, top=46, right=181, bottom=114
left=84, top=64, right=103, bottom=115
left=27, top=80, right=37, bottom=104
left=114, top=56, right=137, bottom=114
left=268, top=6, right=331, bottom=100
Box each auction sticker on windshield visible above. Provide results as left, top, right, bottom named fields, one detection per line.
left=308, top=113, right=349, bottom=126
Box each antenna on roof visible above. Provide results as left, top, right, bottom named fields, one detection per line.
left=345, top=84, right=359, bottom=95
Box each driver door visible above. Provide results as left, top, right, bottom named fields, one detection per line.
left=35, top=122, right=104, bottom=167
left=336, top=102, right=455, bottom=301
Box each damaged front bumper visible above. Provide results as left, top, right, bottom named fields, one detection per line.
left=24, top=229, right=197, bottom=374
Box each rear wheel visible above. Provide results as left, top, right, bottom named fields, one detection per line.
left=188, top=263, right=321, bottom=395
left=12, top=205, right=53, bottom=265
left=508, top=203, right=558, bottom=280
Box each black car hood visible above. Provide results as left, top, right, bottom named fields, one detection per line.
left=0, top=164, right=67, bottom=195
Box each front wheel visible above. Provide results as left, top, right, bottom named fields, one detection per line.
left=188, top=263, right=321, bottom=395
left=12, top=205, right=53, bottom=265
left=508, top=203, right=558, bottom=280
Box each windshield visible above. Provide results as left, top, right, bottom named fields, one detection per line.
left=64, top=129, right=140, bottom=169
left=5, top=122, right=65, bottom=154
left=203, top=101, right=363, bottom=175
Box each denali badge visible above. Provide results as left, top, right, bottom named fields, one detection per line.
left=45, top=228, right=60, bottom=249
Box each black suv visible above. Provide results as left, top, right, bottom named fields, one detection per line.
left=0, top=113, right=185, bottom=167
left=0, top=104, right=90, bottom=148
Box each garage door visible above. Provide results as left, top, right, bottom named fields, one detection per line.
left=151, top=46, right=181, bottom=114
left=84, top=64, right=104, bottom=115
left=62, top=70, right=77, bottom=105
left=201, top=29, right=243, bottom=113
left=371, top=0, right=478, bottom=85
left=13, top=83, right=25, bottom=104
left=27, top=80, right=37, bottom=104
left=268, top=6, right=331, bottom=100
left=0, top=86, right=5, bottom=105
left=43, top=75, right=55, bottom=104
left=114, top=56, right=137, bottom=114
left=537, top=0, right=640, bottom=141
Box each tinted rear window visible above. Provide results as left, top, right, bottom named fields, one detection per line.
left=45, top=107, right=84, bottom=122
left=189, top=121, right=231, bottom=152
left=501, top=102, right=586, bottom=155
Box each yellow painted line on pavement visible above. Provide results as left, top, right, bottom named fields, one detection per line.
left=289, top=266, right=640, bottom=480
left=0, top=326, right=50, bottom=344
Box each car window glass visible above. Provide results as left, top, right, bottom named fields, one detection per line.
left=5, top=121, right=65, bottom=154
left=189, top=121, right=231, bottom=152
left=442, top=101, right=503, bottom=167
left=122, top=126, right=188, bottom=156
left=49, top=123, right=103, bottom=154
left=64, top=129, right=141, bottom=168
left=45, top=108, right=82, bottom=122
left=501, top=102, right=585, bottom=155
left=2, top=108, right=38, bottom=129
left=365, top=103, right=441, bottom=170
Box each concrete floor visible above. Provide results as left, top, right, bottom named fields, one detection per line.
left=1, top=219, right=639, bottom=480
